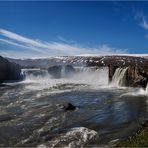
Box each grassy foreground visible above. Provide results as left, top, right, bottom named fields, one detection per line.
left=116, top=126, right=148, bottom=147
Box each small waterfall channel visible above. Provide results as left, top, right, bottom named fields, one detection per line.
left=111, top=67, right=128, bottom=87
left=146, top=83, right=148, bottom=93
left=61, top=65, right=66, bottom=78
left=21, top=69, right=49, bottom=79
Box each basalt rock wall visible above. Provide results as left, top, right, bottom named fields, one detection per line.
left=126, top=66, right=148, bottom=88
left=0, top=56, right=22, bottom=83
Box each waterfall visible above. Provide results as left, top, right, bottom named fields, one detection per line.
left=74, top=66, right=97, bottom=73
left=72, top=66, right=109, bottom=86
left=20, top=70, right=26, bottom=80
left=21, top=66, right=109, bottom=86
left=111, top=67, right=128, bottom=87
left=22, top=69, right=49, bottom=79
left=61, top=66, right=66, bottom=78
left=146, top=84, right=148, bottom=93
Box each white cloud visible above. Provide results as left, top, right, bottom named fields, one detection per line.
left=0, top=28, right=128, bottom=58
left=140, top=17, right=148, bottom=30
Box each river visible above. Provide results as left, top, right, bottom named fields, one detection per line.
left=0, top=67, right=147, bottom=147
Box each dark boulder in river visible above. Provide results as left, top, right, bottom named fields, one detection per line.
left=60, top=103, right=76, bottom=111
left=0, top=56, right=22, bottom=83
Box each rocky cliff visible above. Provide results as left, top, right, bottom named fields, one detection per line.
left=0, top=56, right=22, bottom=83
left=87, top=56, right=148, bottom=88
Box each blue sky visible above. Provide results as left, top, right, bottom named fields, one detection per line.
left=0, top=1, right=148, bottom=58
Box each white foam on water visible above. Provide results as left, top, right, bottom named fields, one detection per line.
left=136, top=84, right=148, bottom=96
left=37, top=127, right=99, bottom=148
left=66, top=127, right=98, bottom=143
left=120, top=85, right=148, bottom=97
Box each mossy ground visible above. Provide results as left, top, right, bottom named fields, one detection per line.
left=116, top=126, right=148, bottom=147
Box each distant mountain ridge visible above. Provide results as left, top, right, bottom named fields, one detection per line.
left=7, top=55, right=148, bottom=69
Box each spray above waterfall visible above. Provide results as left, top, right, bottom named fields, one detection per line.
left=21, top=66, right=109, bottom=90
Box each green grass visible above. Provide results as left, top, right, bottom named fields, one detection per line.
left=116, top=127, right=148, bottom=147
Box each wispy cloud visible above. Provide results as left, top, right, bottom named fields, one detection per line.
left=0, top=28, right=61, bottom=53
left=0, top=28, right=128, bottom=58
left=0, top=38, right=43, bottom=52
left=57, top=35, right=75, bottom=44
left=134, top=10, right=148, bottom=30
left=140, top=17, right=148, bottom=30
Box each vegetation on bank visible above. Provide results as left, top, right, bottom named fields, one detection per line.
left=116, top=126, right=148, bottom=147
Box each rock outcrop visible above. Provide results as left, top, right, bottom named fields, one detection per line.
left=0, top=56, right=22, bottom=83
left=126, top=66, right=148, bottom=88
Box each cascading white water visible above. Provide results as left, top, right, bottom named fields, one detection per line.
left=74, top=66, right=97, bottom=73
left=21, top=66, right=109, bottom=90
left=146, top=83, right=148, bottom=93
left=61, top=65, right=66, bottom=78
left=22, top=69, right=49, bottom=80
left=111, top=67, right=128, bottom=87
left=72, top=66, right=109, bottom=86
